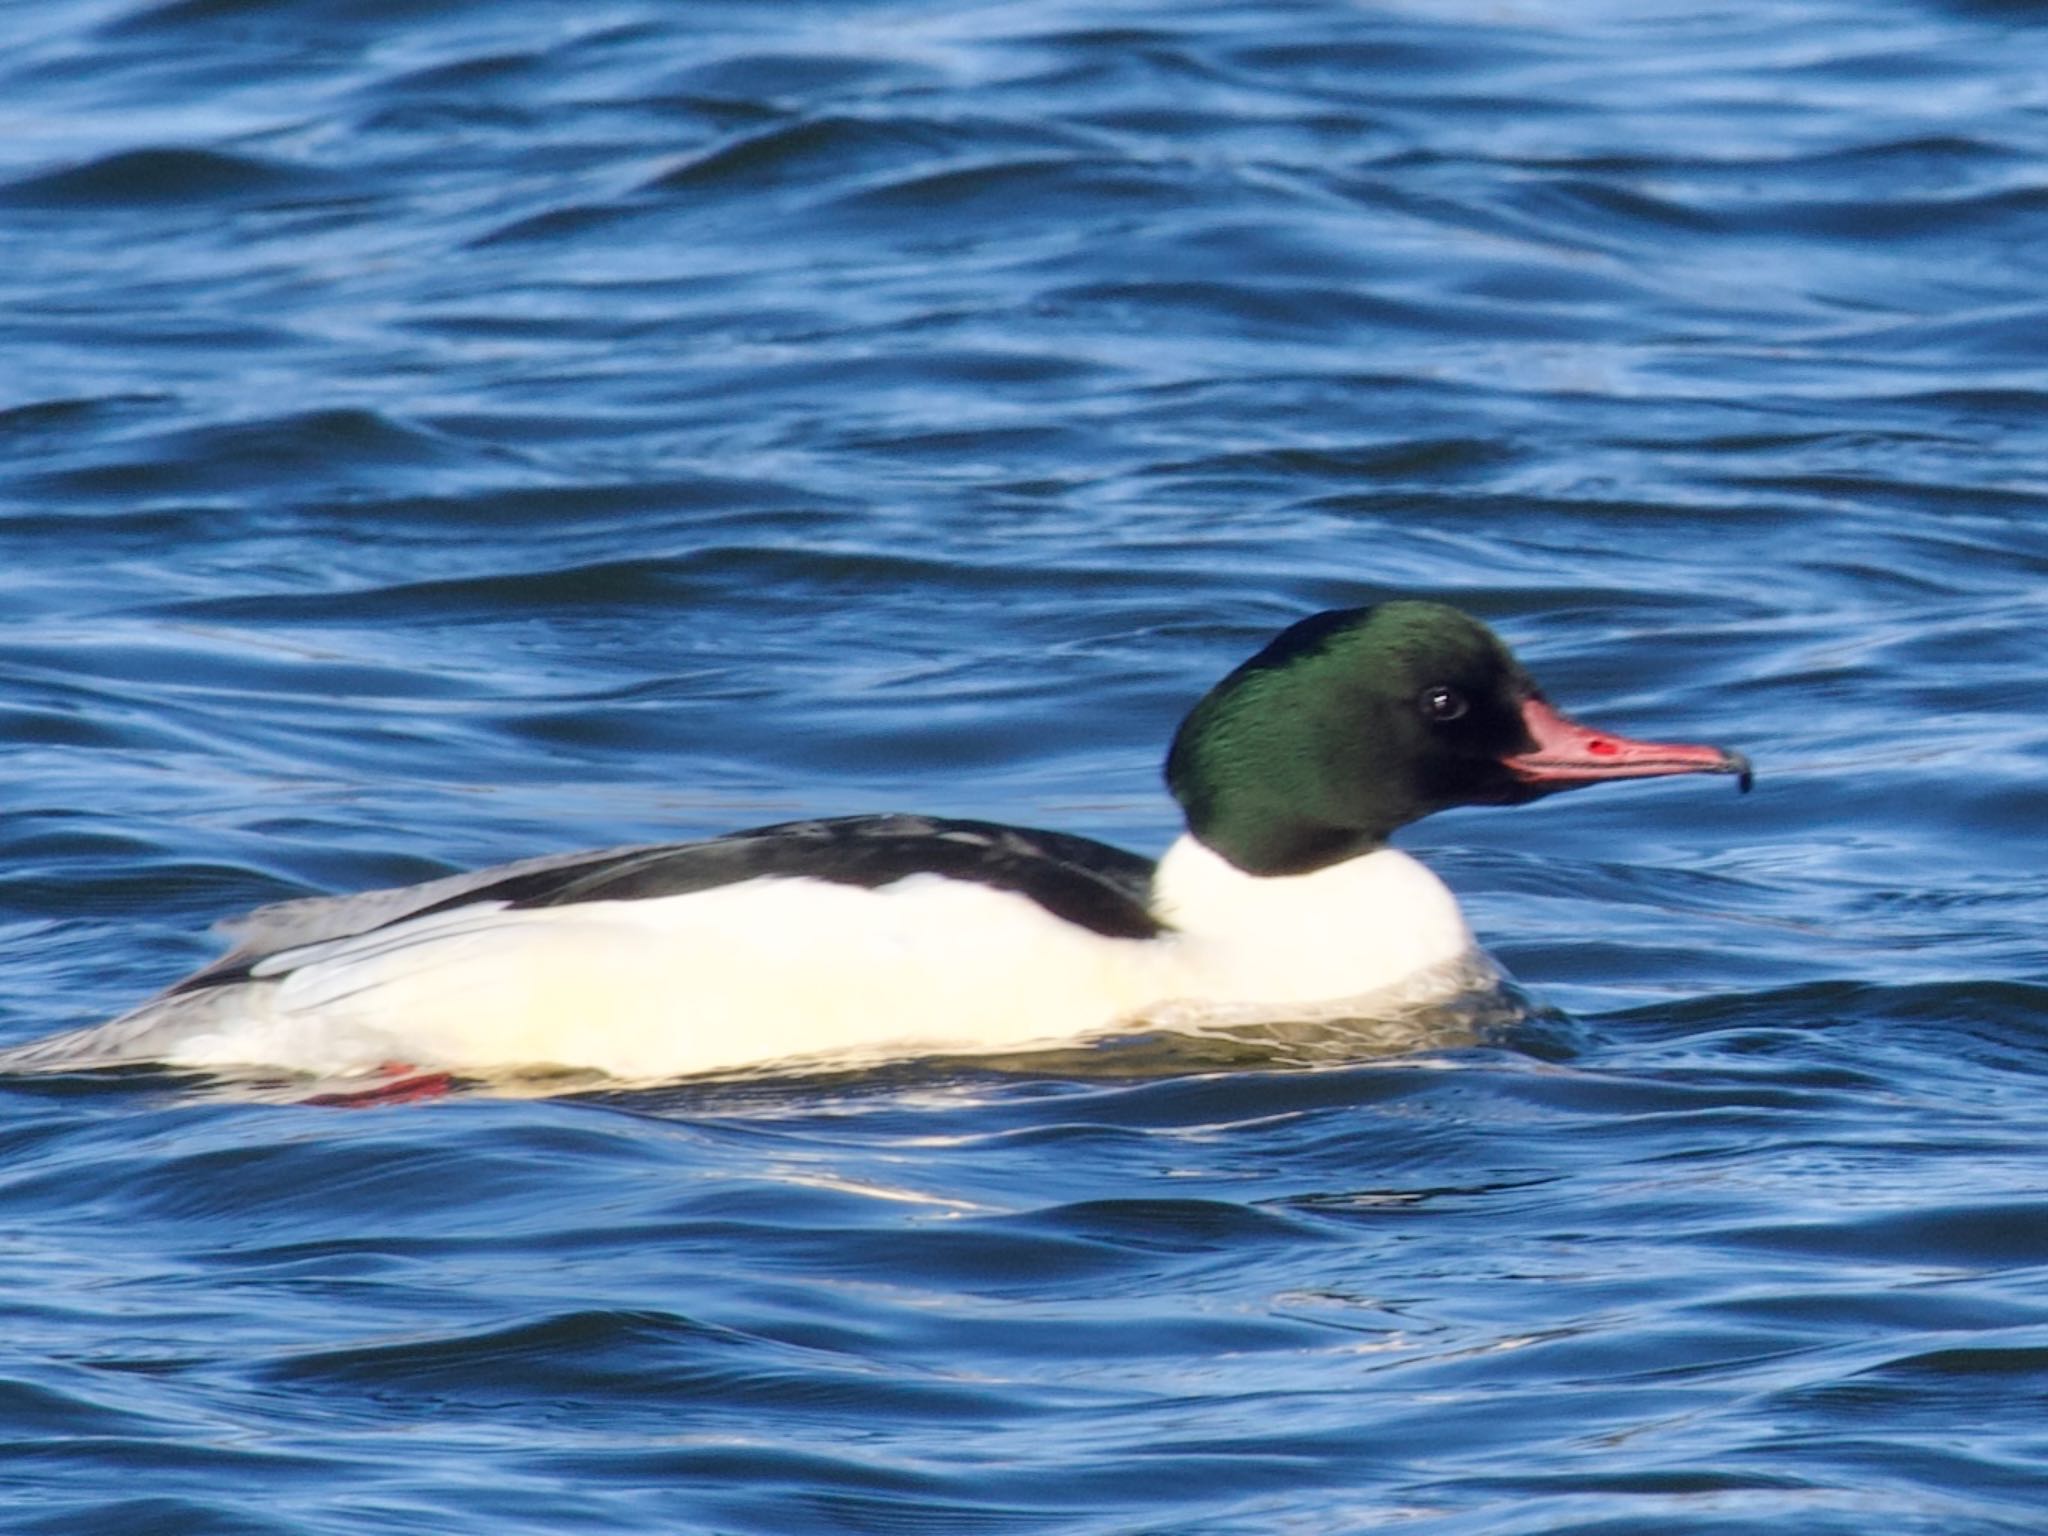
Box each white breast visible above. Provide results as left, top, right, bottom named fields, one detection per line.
left=1145, top=835, right=1481, bottom=1006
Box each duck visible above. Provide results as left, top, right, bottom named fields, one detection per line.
left=3, top=601, right=1749, bottom=1084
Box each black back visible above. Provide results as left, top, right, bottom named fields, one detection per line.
left=174, top=815, right=1165, bottom=997
left=456, top=814, right=1163, bottom=938
left=176, top=816, right=1167, bottom=1002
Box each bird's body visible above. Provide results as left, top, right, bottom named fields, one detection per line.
left=15, top=823, right=1480, bottom=1080
left=5, top=602, right=1748, bottom=1084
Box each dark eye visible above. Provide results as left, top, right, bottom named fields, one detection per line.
left=1418, top=685, right=1468, bottom=723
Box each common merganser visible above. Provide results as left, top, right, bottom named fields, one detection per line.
left=5, top=602, right=1749, bottom=1083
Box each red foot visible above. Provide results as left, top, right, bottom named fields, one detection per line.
left=303, top=1070, right=457, bottom=1108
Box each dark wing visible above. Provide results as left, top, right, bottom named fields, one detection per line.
left=178, top=814, right=1163, bottom=995
left=426, top=814, right=1164, bottom=938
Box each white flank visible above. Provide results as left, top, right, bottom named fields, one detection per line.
left=16, top=834, right=1485, bottom=1081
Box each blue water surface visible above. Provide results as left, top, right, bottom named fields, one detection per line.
left=2, top=0, right=2047, bottom=1530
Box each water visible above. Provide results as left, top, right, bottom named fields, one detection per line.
left=2, top=0, right=2046, bottom=1529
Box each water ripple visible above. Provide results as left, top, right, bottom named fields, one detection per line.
left=2, top=0, right=2048, bottom=1530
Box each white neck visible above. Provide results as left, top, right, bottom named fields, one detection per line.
left=1147, top=833, right=1480, bottom=1008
